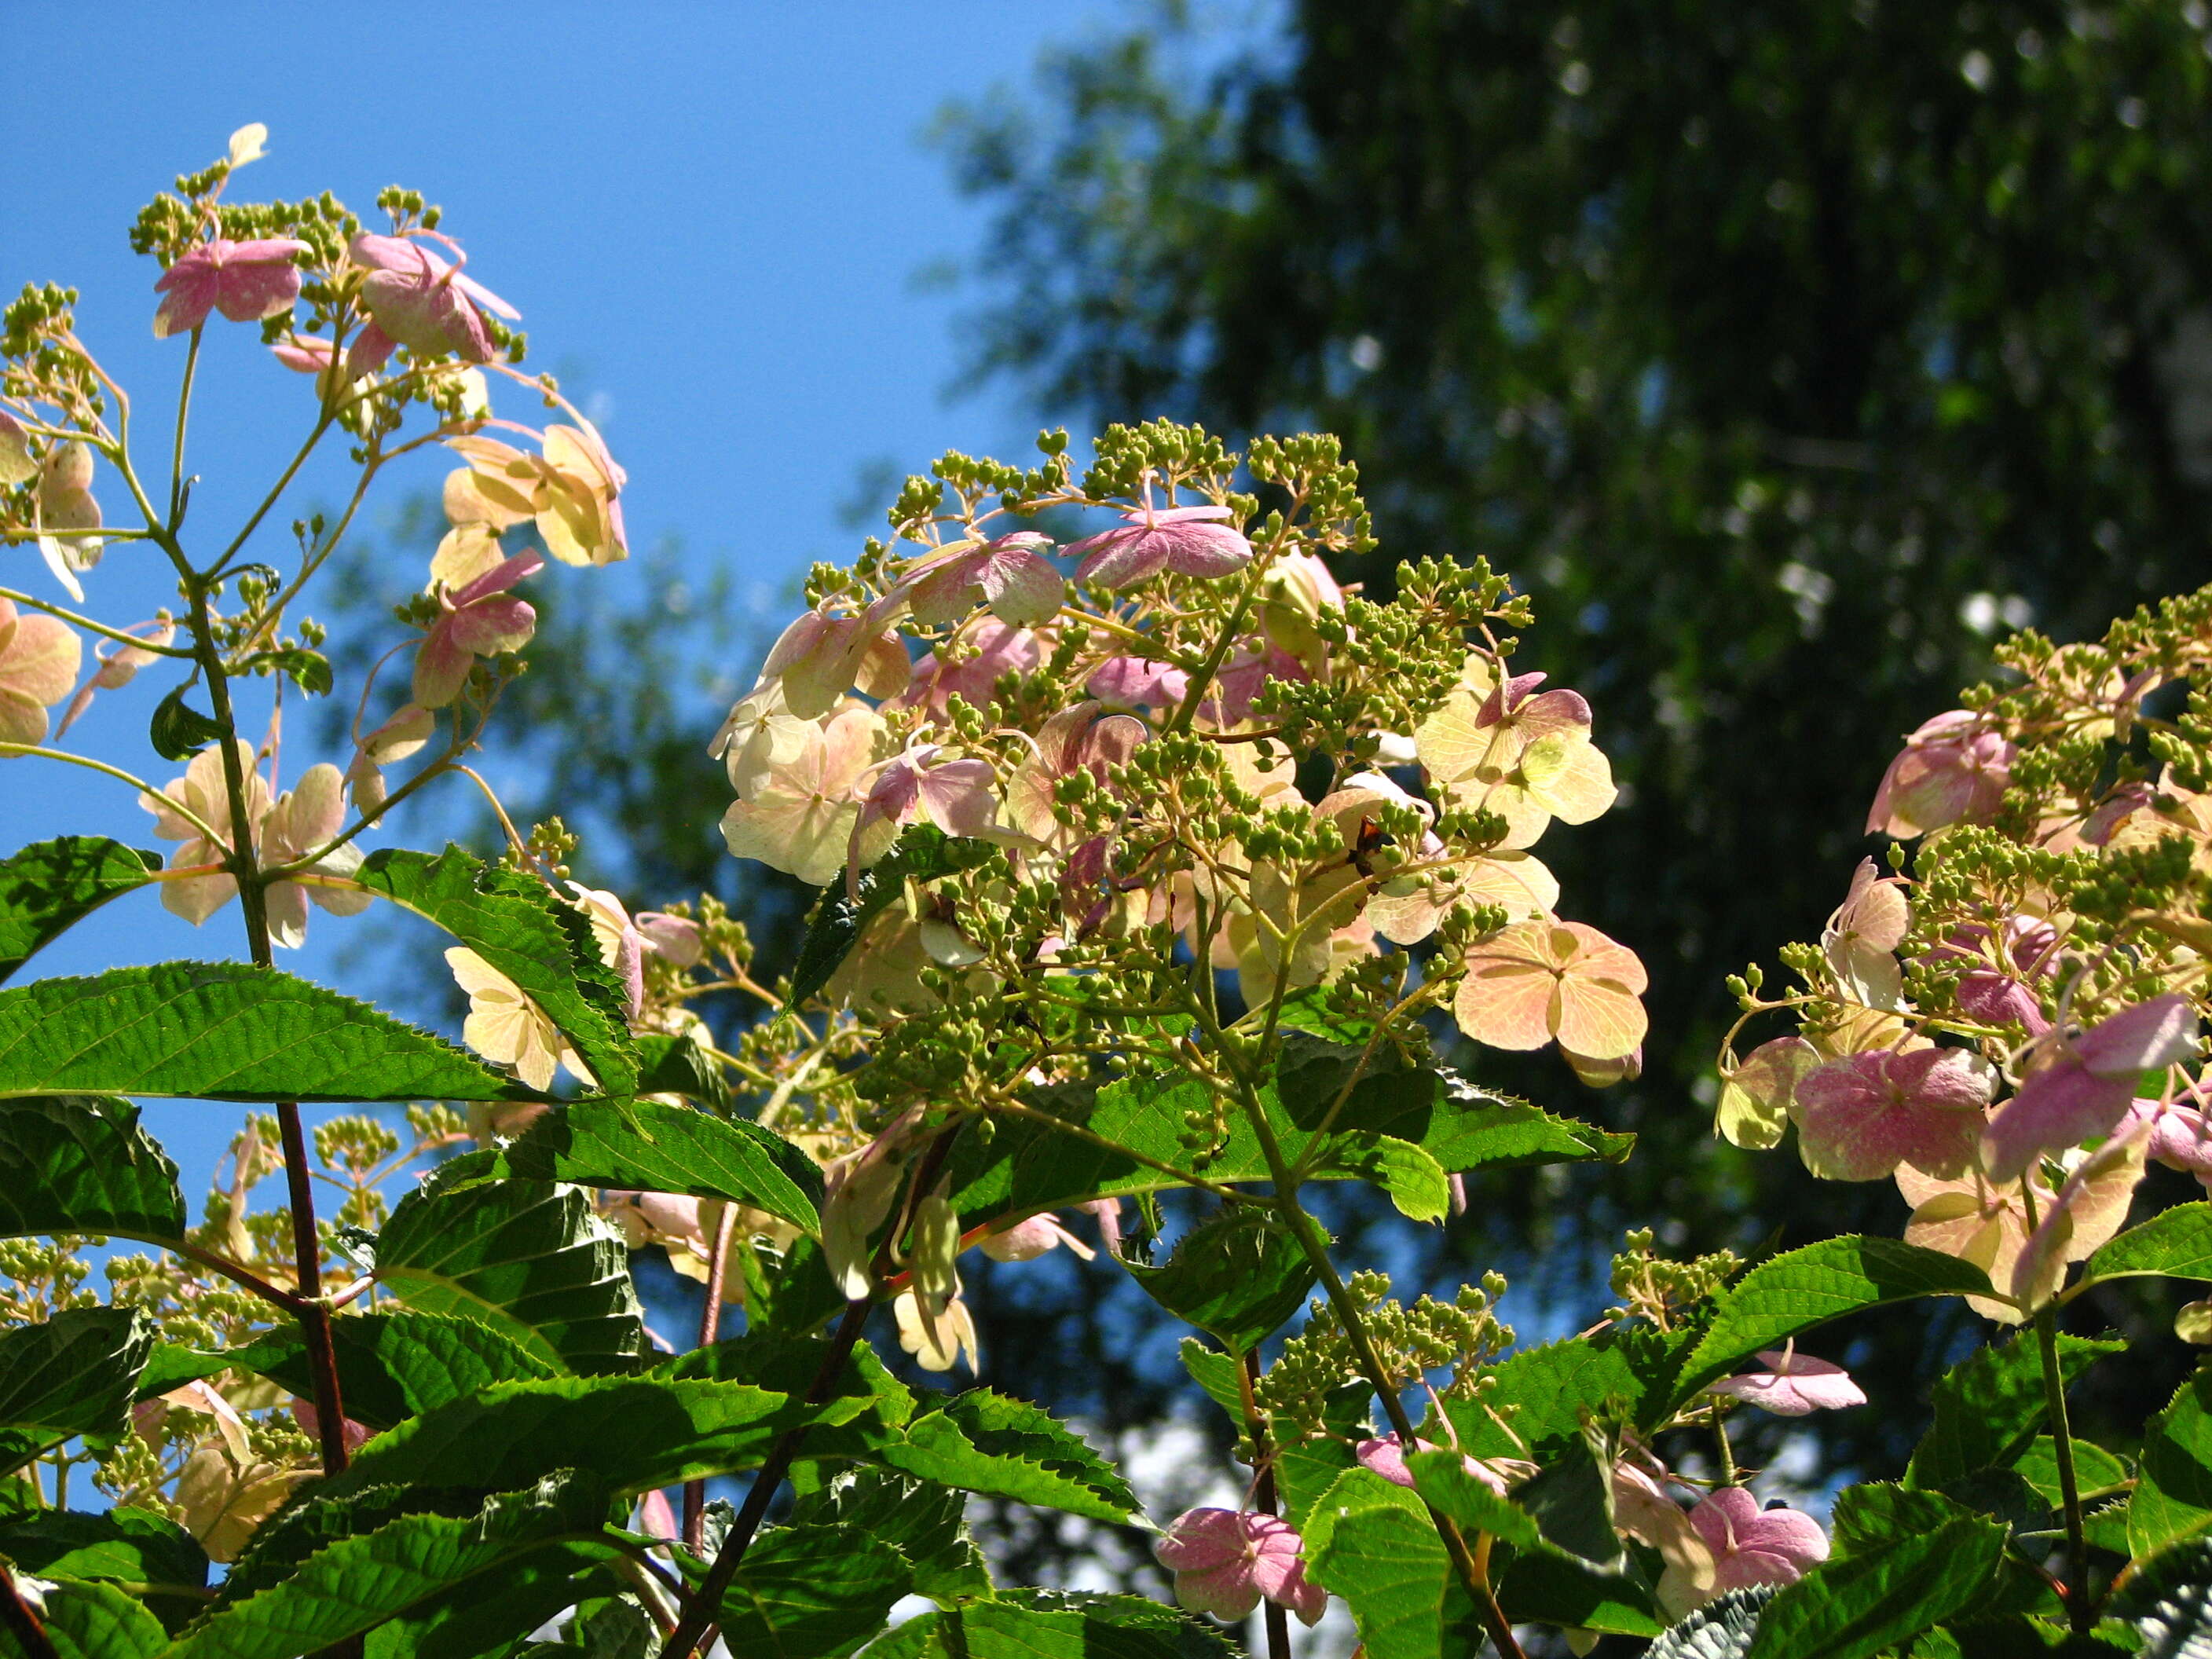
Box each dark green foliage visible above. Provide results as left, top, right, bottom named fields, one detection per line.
left=488, top=1098, right=824, bottom=1234
left=224, top=1309, right=558, bottom=1430
left=1906, top=1331, right=2124, bottom=1491
left=0, top=839, right=160, bottom=984
left=0, top=1308, right=150, bottom=1469
left=373, top=1180, right=646, bottom=1374
left=863, top=1591, right=1237, bottom=1658
left=1125, top=1207, right=1314, bottom=1352
left=0, top=963, right=530, bottom=1103
left=355, top=844, right=639, bottom=1094
left=0, top=1097, right=184, bottom=1244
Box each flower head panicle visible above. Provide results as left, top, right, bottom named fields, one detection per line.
left=413, top=551, right=541, bottom=709
left=0, top=596, right=82, bottom=745
left=258, top=764, right=369, bottom=949
left=33, top=441, right=101, bottom=599
left=2134, top=1091, right=2212, bottom=1187
left=1920, top=917, right=2056, bottom=1034
left=0, top=412, right=34, bottom=486
left=2011, top=1124, right=2150, bottom=1311
left=1005, top=701, right=1148, bottom=844
left=569, top=883, right=645, bottom=1022
left=152, top=237, right=309, bottom=339
left=635, top=910, right=705, bottom=969
left=1066, top=478, right=1251, bottom=588
left=1153, top=1509, right=1327, bottom=1628
left=1981, top=994, right=2200, bottom=1183
left=1415, top=654, right=1615, bottom=848
left=720, top=704, right=892, bottom=888
left=1708, top=1342, right=1866, bottom=1415
left=819, top=1113, right=922, bottom=1299
left=346, top=231, right=518, bottom=373
left=754, top=604, right=910, bottom=720
left=896, top=619, right=1039, bottom=720
left=1356, top=1434, right=1536, bottom=1496
left=893, top=1286, right=980, bottom=1375
left=1866, top=710, right=2015, bottom=838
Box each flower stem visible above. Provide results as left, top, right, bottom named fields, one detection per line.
left=661, top=1122, right=968, bottom=1659
left=180, top=569, right=352, bottom=1478
left=1238, top=1350, right=1294, bottom=1659
left=683, top=1202, right=742, bottom=1550
left=1209, top=1048, right=1524, bottom=1659
left=2034, top=1304, right=2093, bottom=1630
left=661, top=1295, right=871, bottom=1659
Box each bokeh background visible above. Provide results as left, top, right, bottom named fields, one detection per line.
left=12, top=2, right=2212, bottom=1648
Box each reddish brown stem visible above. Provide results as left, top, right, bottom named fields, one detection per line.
left=683, top=1202, right=742, bottom=1550
left=0, top=1562, right=55, bottom=1659
left=275, top=1101, right=350, bottom=1475
left=661, top=1122, right=968, bottom=1659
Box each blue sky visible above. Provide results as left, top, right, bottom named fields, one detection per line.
left=0, top=3, right=1141, bottom=1194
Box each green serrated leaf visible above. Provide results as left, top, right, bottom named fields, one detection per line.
left=884, top=1390, right=1139, bottom=1523
left=632, top=1029, right=729, bottom=1111
left=1680, top=1236, right=1997, bottom=1398
left=2115, top=1537, right=2212, bottom=1658
left=1647, top=1587, right=1775, bottom=1659
left=1126, top=1208, right=1316, bottom=1353
left=2135, top=1369, right=2212, bottom=1561
left=292, top=1372, right=867, bottom=1512
left=791, top=1467, right=994, bottom=1604
left=1306, top=1471, right=1470, bottom=1659
left=739, top=1235, right=846, bottom=1336
left=0, top=1096, right=183, bottom=1243
left=492, top=1098, right=823, bottom=1234
left=789, top=826, right=993, bottom=1008
left=1178, top=1338, right=1365, bottom=1530
left=0, top=963, right=531, bottom=1103
left=654, top=1329, right=913, bottom=1436
left=0, top=839, right=162, bottom=984
left=356, top=846, right=637, bottom=1095
left=1744, top=1510, right=2008, bottom=1659
left=225, top=1308, right=560, bottom=1430
left=148, top=685, right=223, bottom=761
left=946, top=1054, right=1623, bottom=1236
left=375, top=1180, right=645, bottom=1374
left=1449, top=1326, right=1694, bottom=1461
left=167, top=1473, right=611, bottom=1659
left=0, top=1507, right=206, bottom=1591
left=710, top=1522, right=912, bottom=1658
left=1324, top=1133, right=1451, bottom=1221
left=2086, top=1203, right=2212, bottom=1287
left=0, top=1577, right=168, bottom=1659
left=0, top=1307, right=151, bottom=1470
left=861, top=1589, right=1236, bottom=1659
left=2015, top=1435, right=2133, bottom=1506
left=1906, top=1331, right=2124, bottom=1491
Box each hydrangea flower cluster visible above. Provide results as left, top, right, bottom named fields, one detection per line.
left=1721, top=585, right=2212, bottom=1327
